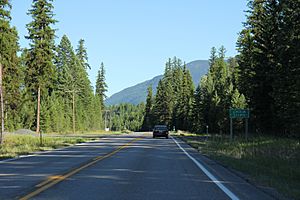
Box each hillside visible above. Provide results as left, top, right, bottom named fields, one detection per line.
left=105, top=60, right=209, bottom=105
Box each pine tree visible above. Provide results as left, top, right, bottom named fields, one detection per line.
left=89, top=95, right=102, bottom=130
left=208, top=47, right=232, bottom=133
left=236, top=0, right=300, bottom=136
left=141, top=85, right=153, bottom=131
left=19, top=49, right=36, bottom=130
left=95, top=62, right=107, bottom=110
left=25, top=0, right=56, bottom=134
left=162, top=58, right=174, bottom=112
left=272, top=0, right=300, bottom=136
left=174, top=64, right=194, bottom=130
left=191, top=47, right=246, bottom=134
left=231, top=89, right=247, bottom=109
left=0, top=0, right=21, bottom=142
left=171, top=61, right=184, bottom=104
left=209, top=47, right=217, bottom=66
left=160, top=57, right=185, bottom=129
left=250, top=0, right=279, bottom=135
left=76, top=39, right=90, bottom=70
left=74, top=39, right=94, bottom=130
left=227, top=57, right=240, bottom=88
left=237, top=0, right=275, bottom=134
left=191, top=85, right=202, bottom=133
left=152, top=79, right=173, bottom=126
left=55, top=35, right=88, bottom=133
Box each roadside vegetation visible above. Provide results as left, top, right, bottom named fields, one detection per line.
left=176, top=132, right=300, bottom=199
left=0, top=134, right=86, bottom=159
left=0, top=130, right=130, bottom=159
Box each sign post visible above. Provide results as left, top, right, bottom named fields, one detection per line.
left=229, top=109, right=250, bottom=141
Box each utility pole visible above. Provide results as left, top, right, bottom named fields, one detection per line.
left=65, top=88, right=81, bottom=134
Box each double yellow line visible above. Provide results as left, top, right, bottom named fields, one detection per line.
left=19, top=137, right=143, bottom=200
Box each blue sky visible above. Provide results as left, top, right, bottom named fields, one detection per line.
left=11, top=0, right=247, bottom=97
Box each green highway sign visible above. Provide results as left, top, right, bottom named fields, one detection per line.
left=229, top=109, right=250, bottom=119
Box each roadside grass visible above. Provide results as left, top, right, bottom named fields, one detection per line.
left=0, top=130, right=133, bottom=160
left=176, top=133, right=300, bottom=200
left=0, top=134, right=89, bottom=159
left=45, top=130, right=130, bottom=137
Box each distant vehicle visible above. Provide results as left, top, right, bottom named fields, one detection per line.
left=153, top=125, right=169, bottom=139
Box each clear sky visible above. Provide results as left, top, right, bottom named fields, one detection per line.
left=11, top=0, right=247, bottom=97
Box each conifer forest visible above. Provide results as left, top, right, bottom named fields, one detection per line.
left=0, top=0, right=299, bottom=139
left=141, top=0, right=300, bottom=138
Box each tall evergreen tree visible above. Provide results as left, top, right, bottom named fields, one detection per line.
left=0, top=0, right=21, bottom=142
left=19, top=48, right=36, bottom=130
left=236, top=0, right=300, bottom=136
left=141, top=85, right=153, bottom=131
left=196, top=77, right=215, bottom=134
left=272, top=0, right=300, bottom=136
left=95, top=62, right=107, bottom=110
left=25, top=0, right=56, bottom=134
left=174, top=64, right=194, bottom=130
left=76, top=39, right=90, bottom=70
left=196, top=75, right=215, bottom=132
left=55, top=35, right=84, bottom=133
left=248, top=0, right=279, bottom=134
left=191, top=47, right=246, bottom=134
left=152, top=79, right=173, bottom=126
left=209, top=47, right=217, bottom=66
left=74, top=39, right=94, bottom=130
left=191, top=85, right=203, bottom=133
left=208, top=47, right=232, bottom=133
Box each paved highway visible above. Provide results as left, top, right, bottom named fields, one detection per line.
left=0, top=133, right=274, bottom=200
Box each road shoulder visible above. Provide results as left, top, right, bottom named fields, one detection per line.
left=172, top=136, right=288, bottom=200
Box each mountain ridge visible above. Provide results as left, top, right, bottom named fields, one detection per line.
left=105, top=60, right=209, bottom=105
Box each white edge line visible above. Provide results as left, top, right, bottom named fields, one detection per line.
left=171, top=136, right=240, bottom=200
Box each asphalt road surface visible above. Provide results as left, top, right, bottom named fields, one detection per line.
left=0, top=132, right=275, bottom=200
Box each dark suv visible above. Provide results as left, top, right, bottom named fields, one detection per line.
left=153, top=125, right=169, bottom=139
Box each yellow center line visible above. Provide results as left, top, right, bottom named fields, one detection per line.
left=35, top=175, right=64, bottom=188
left=19, top=137, right=143, bottom=200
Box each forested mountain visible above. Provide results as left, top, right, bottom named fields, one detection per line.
left=105, top=60, right=209, bottom=105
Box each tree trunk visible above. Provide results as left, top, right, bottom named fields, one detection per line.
left=0, top=61, right=4, bottom=144
left=36, top=86, right=41, bottom=134
left=72, top=91, right=75, bottom=134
